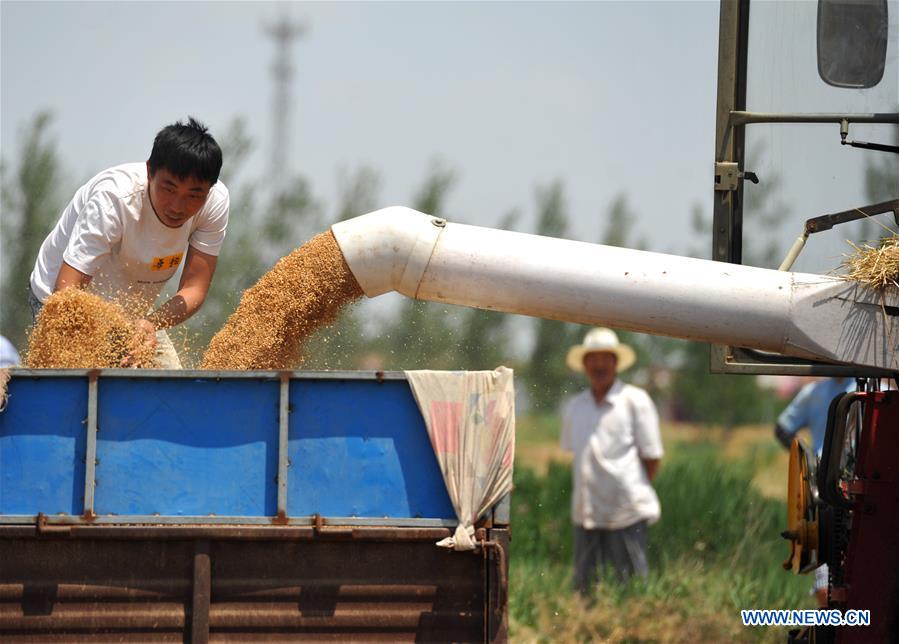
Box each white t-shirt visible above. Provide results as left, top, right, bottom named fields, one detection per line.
left=561, top=380, right=664, bottom=530
left=30, top=163, right=229, bottom=313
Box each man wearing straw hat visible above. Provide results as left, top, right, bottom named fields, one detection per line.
left=560, top=327, right=663, bottom=596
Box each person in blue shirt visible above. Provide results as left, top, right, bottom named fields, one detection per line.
left=774, top=377, right=854, bottom=456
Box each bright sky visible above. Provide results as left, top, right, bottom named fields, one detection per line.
left=2, top=1, right=896, bottom=271
left=2, top=1, right=720, bottom=257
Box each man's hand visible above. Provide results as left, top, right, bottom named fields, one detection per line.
left=121, top=319, right=157, bottom=367
left=642, top=458, right=660, bottom=482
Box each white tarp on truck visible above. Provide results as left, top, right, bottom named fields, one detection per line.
left=405, top=367, right=515, bottom=551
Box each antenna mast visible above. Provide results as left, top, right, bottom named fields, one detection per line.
left=264, top=14, right=305, bottom=192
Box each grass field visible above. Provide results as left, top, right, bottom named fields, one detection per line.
left=508, top=414, right=813, bottom=643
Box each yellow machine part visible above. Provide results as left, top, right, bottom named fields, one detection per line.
left=782, top=438, right=819, bottom=574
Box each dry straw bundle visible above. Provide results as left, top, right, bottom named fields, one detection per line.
left=841, top=234, right=899, bottom=291
left=841, top=233, right=899, bottom=370
left=25, top=289, right=157, bottom=369
left=200, top=230, right=363, bottom=370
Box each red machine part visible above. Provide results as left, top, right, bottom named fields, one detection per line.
left=834, top=390, right=899, bottom=643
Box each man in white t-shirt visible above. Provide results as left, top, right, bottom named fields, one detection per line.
left=560, top=327, right=663, bottom=597
left=29, top=117, right=230, bottom=368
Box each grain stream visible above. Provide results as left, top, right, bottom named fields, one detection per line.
left=200, top=231, right=363, bottom=370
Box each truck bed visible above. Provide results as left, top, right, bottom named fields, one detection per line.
left=0, top=370, right=508, bottom=642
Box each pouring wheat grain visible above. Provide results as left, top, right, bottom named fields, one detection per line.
left=200, top=231, right=363, bottom=370
left=25, top=289, right=157, bottom=369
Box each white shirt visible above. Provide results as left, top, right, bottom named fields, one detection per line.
left=30, top=163, right=229, bottom=313
left=561, top=380, right=664, bottom=530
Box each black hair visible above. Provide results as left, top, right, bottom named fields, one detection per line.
left=147, top=117, right=223, bottom=185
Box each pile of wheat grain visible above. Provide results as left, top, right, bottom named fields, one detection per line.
left=200, top=230, right=363, bottom=370
left=0, top=368, right=10, bottom=410
left=842, top=235, right=899, bottom=291
left=25, top=288, right=157, bottom=369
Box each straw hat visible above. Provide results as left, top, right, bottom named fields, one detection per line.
left=566, top=327, right=636, bottom=373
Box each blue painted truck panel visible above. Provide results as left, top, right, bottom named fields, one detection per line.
left=0, top=377, right=87, bottom=515
left=287, top=379, right=454, bottom=518
left=95, top=378, right=280, bottom=516
left=0, top=373, right=455, bottom=521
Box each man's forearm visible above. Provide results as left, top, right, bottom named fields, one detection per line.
left=145, top=287, right=207, bottom=329
left=147, top=246, right=217, bottom=329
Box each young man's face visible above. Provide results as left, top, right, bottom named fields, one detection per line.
left=583, top=351, right=617, bottom=393
left=146, top=163, right=213, bottom=228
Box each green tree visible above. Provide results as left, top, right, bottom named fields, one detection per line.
left=334, top=165, right=381, bottom=223
left=0, top=112, right=66, bottom=348
left=601, top=193, right=650, bottom=251
left=674, top=342, right=782, bottom=427
left=525, top=181, right=582, bottom=412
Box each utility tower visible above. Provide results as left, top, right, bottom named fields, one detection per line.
left=264, top=14, right=305, bottom=192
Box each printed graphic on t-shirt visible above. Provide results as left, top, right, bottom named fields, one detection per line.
left=150, top=252, right=184, bottom=271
